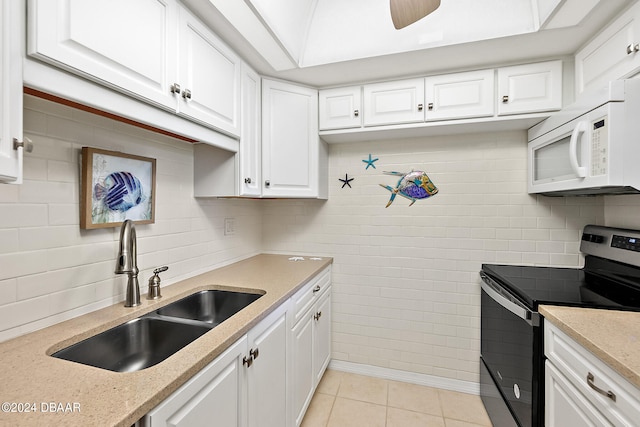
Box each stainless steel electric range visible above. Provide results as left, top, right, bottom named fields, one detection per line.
left=479, top=225, right=640, bottom=427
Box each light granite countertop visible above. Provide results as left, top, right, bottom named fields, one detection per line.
left=0, top=254, right=332, bottom=427
left=540, top=305, right=640, bottom=389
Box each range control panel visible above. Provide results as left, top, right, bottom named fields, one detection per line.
left=611, top=235, right=640, bottom=252
left=581, top=225, right=640, bottom=267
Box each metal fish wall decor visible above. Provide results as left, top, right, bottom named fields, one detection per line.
left=379, top=170, right=438, bottom=207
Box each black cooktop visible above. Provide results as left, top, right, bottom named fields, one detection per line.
left=481, top=256, right=640, bottom=311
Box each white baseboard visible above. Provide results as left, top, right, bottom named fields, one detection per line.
left=328, top=360, right=480, bottom=395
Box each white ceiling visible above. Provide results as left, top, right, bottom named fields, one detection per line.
left=183, top=0, right=634, bottom=87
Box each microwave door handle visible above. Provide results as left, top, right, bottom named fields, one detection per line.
left=569, top=121, right=588, bottom=178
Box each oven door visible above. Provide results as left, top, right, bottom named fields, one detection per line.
left=480, top=274, right=543, bottom=427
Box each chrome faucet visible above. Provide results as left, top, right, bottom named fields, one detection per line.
left=115, top=219, right=140, bottom=307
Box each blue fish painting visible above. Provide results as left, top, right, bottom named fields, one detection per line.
left=94, top=171, right=144, bottom=212
left=379, top=170, right=438, bottom=207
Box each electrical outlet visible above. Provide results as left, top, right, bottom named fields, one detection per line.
left=224, top=218, right=236, bottom=236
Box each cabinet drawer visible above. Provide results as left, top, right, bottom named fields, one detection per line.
left=291, top=267, right=331, bottom=325
left=545, top=322, right=640, bottom=426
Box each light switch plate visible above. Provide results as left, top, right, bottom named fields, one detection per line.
left=224, top=218, right=236, bottom=236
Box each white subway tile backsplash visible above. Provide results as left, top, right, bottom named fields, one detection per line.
left=0, top=96, right=262, bottom=337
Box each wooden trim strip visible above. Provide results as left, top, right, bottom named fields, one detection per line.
left=24, top=86, right=199, bottom=143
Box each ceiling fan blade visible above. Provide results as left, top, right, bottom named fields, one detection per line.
left=390, top=0, right=441, bottom=29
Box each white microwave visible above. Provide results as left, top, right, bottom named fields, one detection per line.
left=528, top=79, right=640, bottom=196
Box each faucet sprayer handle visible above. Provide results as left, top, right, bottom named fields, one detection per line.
left=153, top=266, right=169, bottom=275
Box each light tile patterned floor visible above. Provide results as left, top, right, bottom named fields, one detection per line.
left=302, top=370, right=493, bottom=427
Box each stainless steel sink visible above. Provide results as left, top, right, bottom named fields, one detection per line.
left=52, top=317, right=211, bottom=372
left=52, top=289, right=263, bottom=372
left=155, top=290, right=263, bottom=325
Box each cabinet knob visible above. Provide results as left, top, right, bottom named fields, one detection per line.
left=427, top=103, right=434, bottom=111
left=250, top=347, right=259, bottom=360
left=243, top=355, right=253, bottom=367
left=13, top=138, right=34, bottom=153
left=417, top=103, right=424, bottom=111
left=244, top=177, right=252, bottom=184
left=170, top=83, right=181, bottom=94
left=627, top=43, right=640, bottom=54
left=312, top=285, right=321, bottom=293
left=265, top=180, right=270, bottom=188
left=182, top=89, right=192, bottom=100
left=502, top=95, right=509, bottom=103
left=354, top=109, right=359, bottom=117
left=314, top=311, right=322, bottom=321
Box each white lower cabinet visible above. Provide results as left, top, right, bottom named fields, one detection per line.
left=144, top=303, right=289, bottom=427
left=290, top=268, right=332, bottom=426
left=144, top=266, right=331, bottom=427
left=545, top=320, right=640, bottom=427
left=145, top=336, right=246, bottom=427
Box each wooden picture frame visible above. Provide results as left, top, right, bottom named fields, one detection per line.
left=80, top=147, right=156, bottom=229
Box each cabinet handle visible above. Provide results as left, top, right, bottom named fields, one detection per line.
left=354, top=109, right=359, bottom=117
left=502, top=95, right=509, bottom=103
left=627, top=43, right=640, bottom=54
left=244, top=177, right=252, bottom=184
left=314, top=311, right=323, bottom=321
left=586, top=372, right=616, bottom=402
left=312, top=285, right=321, bottom=293
left=250, top=347, right=259, bottom=360
left=170, top=83, right=181, bottom=94
left=417, top=103, right=424, bottom=111
left=243, top=355, right=253, bottom=367
left=182, top=89, right=192, bottom=99
left=265, top=180, right=270, bottom=188
left=427, top=103, right=433, bottom=111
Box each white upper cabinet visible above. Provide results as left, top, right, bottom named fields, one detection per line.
left=28, top=0, right=241, bottom=137
left=239, top=62, right=262, bottom=197
left=28, top=0, right=178, bottom=111
left=262, top=79, right=327, bottom=199
left=497, top=60, right=562, bottom=115
left=177, top=7, right=241, bottom=136
left=575, top=1, right=640, bottom=95
left=1, top=0, right=24, bottom=183
left=363, top=78, right=425, bottom=126
left=424, top=69, right=495, bottom=121
left=318, top=86, right=362, bottom=130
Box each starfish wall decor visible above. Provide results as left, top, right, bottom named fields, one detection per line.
left=362, top=154, right=379, bottom=170
left=339, top=173, right=354, bottom=188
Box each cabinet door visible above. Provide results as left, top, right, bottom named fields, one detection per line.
left=545, top=361, right=612, bottom=427
left=313, top=288, right=331, bottom=384
left=145, top=337, right=247, bottom=427
left=319, top=86, right=362, bottom=130
left=291, top=313, right=314, bottom=427
left=575, top=1, right=640, bottom=95
left=0, top=0, right=23, bottom=183
left=28, top=0, right=178, bottom=111
left=177, top=7, right=241, bottom=136
left=363, top=78, right=425, bottom=126
left=262, top=79, right=319, bottom=198
left=247, top=305, right=288, bottom=427
left=425, top=70, right=494, bottom=121
left=497, top=61, right=562, bottom=115
left=239, top=63, right=262, bottom=197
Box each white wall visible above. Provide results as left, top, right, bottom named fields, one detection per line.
left=262, top=131, right=605, bottom=383
left=0, top=96, right=263, bottom=342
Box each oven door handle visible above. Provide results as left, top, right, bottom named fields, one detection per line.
left=480, top=272, right=540, bottom=326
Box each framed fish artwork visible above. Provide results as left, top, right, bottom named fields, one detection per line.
left=80, top=147, right=156, bottom=229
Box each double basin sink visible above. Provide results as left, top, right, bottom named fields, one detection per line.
left=52, top=290, right=263, bottom=373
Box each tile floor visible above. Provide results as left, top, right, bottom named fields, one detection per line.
left=301, top=369, right=493, bottom=427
